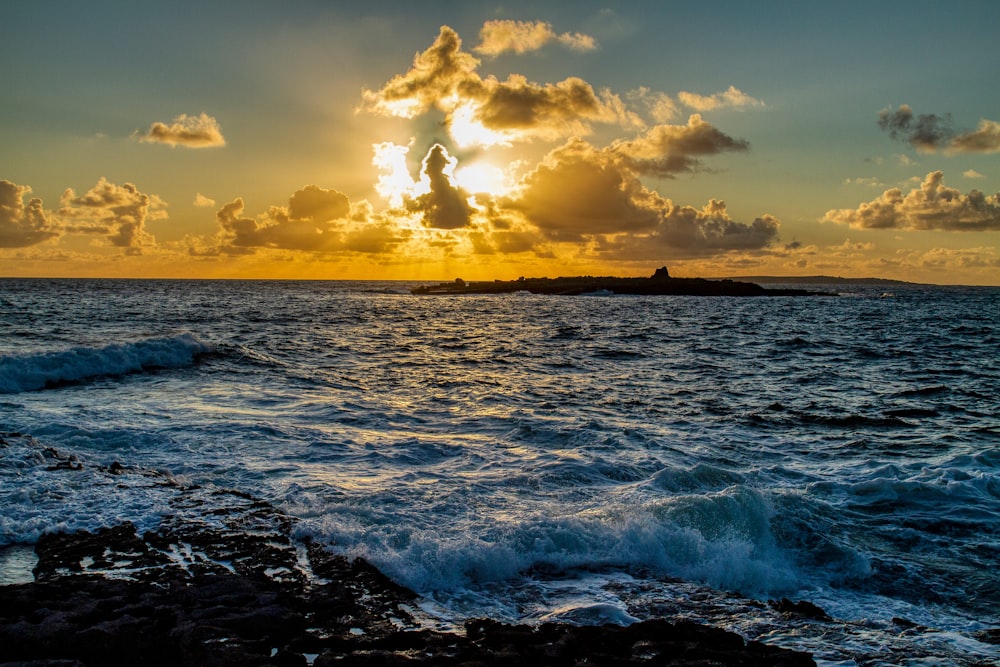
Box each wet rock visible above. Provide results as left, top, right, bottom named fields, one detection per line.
left=1, top=484, right=815, bottom=666
left=769, top=598, right=832, bottom=621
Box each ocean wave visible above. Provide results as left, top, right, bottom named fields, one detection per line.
left=296, top=484, right=804, bottom=601
left=0, top=333, right=212, bottom=394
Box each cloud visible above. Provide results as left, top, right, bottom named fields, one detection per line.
left=215, top=186, right=409, bottom=253
left=963, top=169, right=986, bottom=179
left=949, top=118, right=1000, bottom=154
left=508, top=138, right=662, bottom=238
left=678, top=86, right=765, bottom=112
left=140, top=113, right=226, bottom=148
left=359, top=25, right=638, bottom=147
left=59, top=178, right=166, bottom=253
left=628, top=87, right=680, bottom=123
left=0, top=180, right=61, bottom=248
left=287, top=184, right=351, bottom=222
left=611, top=114, right=750, bottom=177
left=473, top=20, right=597, bottom=57
left=878, top=105, right=1000, bottom=154
left=877, top=105, right=953, bottom=152
left=505, top=137, right=778, bottom=256
left=193, top=193, right=216, bottom=207
left=843, top=177, right=885, bottom=187
left=404, top=144, right=473, bottom=229
left=823, top=170, right=1000, bottom=231
left=887, top=246, right=1000, bottom=272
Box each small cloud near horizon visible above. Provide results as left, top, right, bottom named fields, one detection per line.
left=824, top=171, right=1000, bottom=232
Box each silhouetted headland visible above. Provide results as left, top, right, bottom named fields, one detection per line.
left=412, top=267, right=835, bottom=297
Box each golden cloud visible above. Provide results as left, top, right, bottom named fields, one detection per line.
left=140, top=112, right=226, bottom=148
left=508, top=138, right=664, bottom=238
left=215, top=186, right=410, bottom=254
left=504, top=137, right=779, bottom=256
left=628, top=87, right=681, bottom=123
left=677, top=86, right=765, bottom=112
left=193, top=193, right=216, bottom=207
left=0, top=180, right=61, bottom=248
left=473, top=20, right=597, bottom=57
left=823, top=171, right=1000, bottom=231
left=359, top=25, right=637, bottom=147
left=59, top=178, right=166, bottom=253
left=948, top=118, right=1000, bottom=154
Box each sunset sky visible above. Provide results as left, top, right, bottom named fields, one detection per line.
left=3, top=1, right=999, bottom=284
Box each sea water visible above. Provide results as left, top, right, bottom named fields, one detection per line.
left=0, top=278, right=997, bottom=665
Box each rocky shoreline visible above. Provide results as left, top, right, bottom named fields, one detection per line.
left=0, top=443, right=817, bottom=666
left=411, top=267, right=834, bottom=297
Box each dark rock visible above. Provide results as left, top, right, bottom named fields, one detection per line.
left=1, top=485, right=815, bottom=667
left=769, top=598, right=832, bottom=621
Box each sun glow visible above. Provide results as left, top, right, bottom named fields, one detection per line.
left=372, top=141, right=420, bottom=206
left=454, top=161, right=514, bottom=196
left=449, top=102, right=515, bottom=148
left=374, top=141, right=515, bottom=206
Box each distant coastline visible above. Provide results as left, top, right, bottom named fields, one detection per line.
left=411, top=267, right=835, bottom=297
left=714, top=275, right=923, bottom=286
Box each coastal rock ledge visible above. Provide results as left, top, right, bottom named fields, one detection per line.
left=0, top=449, right=815, bottom=665
left=1, top=526, right=815, bottom=667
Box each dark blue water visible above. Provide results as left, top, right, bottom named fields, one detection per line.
left=1, top=279, right=998, bottom=665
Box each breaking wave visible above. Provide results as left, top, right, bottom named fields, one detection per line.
left=0, top=333, right=211, bottom=393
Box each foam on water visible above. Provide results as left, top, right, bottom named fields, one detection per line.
left=0, top=333, right=211, bottom=393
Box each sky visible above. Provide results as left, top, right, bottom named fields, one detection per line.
left=2, top=0, right=999, bottom=284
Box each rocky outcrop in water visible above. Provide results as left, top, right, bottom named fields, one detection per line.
left=412, top=267, right=833, bottom=297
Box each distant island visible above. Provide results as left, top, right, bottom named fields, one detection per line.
left=411, top=267, right=835, bottom=297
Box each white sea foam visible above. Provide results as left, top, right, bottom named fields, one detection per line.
left=0, top=333, right=211, bottom=393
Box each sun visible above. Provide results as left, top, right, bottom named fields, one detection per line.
left=453, top=161, right=513, bottom=196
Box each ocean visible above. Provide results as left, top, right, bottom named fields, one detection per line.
left=1, top=278, right=997, bottom=666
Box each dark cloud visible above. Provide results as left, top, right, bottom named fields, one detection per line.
left=878, top=105, right=1000, bottom=154
left=823, top=171, right=1000, bottom=231
left=0, top=180, right=61, bottom=248
left=140, top=113, right=226, bottom=148
left=405, top=144, right=473, bottom=229
left=611, top=115, right=750, bottom=177
left=877, top=105, right=954, bottom=151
